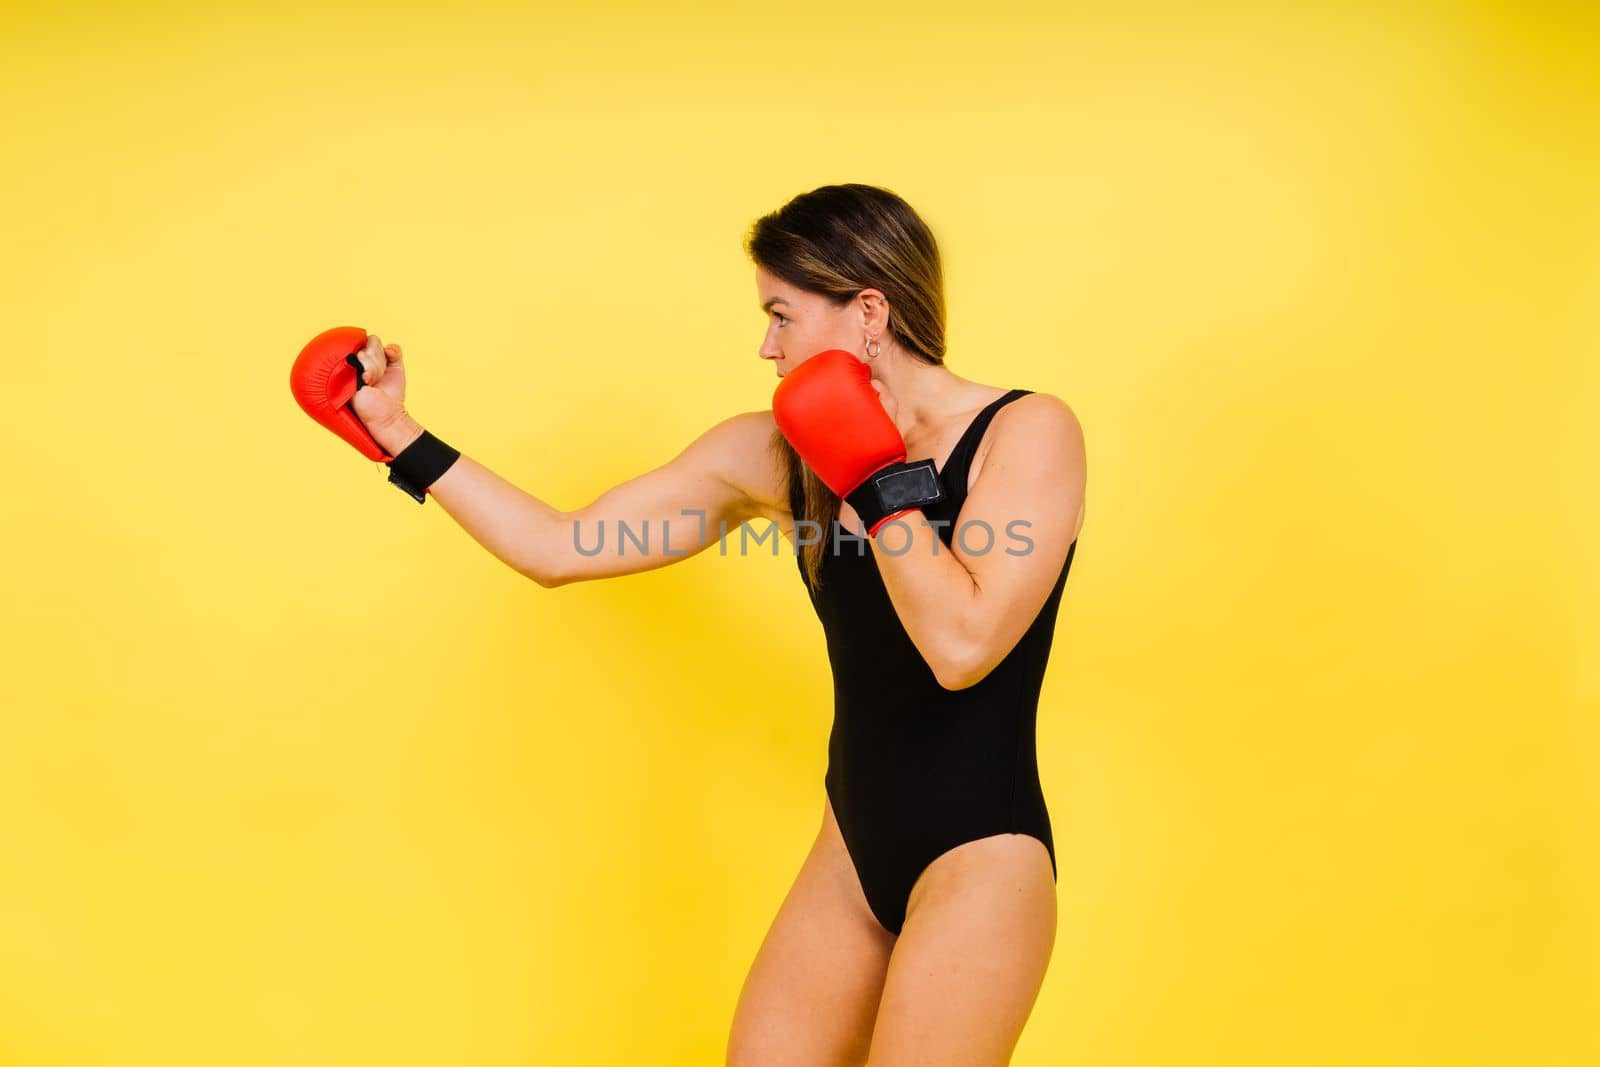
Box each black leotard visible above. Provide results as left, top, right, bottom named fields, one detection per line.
left=787, top=388, right=1077, bottom=934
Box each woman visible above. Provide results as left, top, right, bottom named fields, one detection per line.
left=346, top=183, right=1086, bottom=1066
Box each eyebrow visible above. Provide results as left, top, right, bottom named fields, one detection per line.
left=762, top=298, right=790, bottom=312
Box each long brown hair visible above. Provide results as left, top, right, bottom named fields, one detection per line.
left=745, top=183, right=949, bottom=591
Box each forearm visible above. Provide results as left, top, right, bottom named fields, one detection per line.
left=869, top=513, right=983, bottom=687
left=372, top=413, right=565, bottom=586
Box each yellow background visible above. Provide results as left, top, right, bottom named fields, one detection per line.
left=1, top=2, right=1595, bottom=1064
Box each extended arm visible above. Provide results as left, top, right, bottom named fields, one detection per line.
left=370, top=410, right=787, bottom=587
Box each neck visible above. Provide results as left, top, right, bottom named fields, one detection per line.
left=871, top=347, right=969, bottom=437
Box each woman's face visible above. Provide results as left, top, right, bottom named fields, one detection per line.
left=754, top=266, right=862, bottom=379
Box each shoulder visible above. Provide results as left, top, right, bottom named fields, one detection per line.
left=975, top=391, right=1085, bottom=482
left=1001, top=389, right=1078, bottom=423
left=702, top=407, right=778, bottom=443
left=994, top=391, right=1082, bottom=449
left=689, top=409, right=788, bottom=510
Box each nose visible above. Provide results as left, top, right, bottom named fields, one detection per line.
left=760, top=321, right=785, bottom=359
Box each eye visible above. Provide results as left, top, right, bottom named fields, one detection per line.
left=772, top=312, right=789, bottom=327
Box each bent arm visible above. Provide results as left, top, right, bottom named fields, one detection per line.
left=379, top=410, right=786, bottom=588
left=871, top=394, right=1086, bottom=689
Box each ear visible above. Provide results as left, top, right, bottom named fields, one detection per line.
left=857, top=288, right=891, bottom=333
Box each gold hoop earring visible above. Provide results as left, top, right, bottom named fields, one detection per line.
left=865, top=336, right=882, bottom=360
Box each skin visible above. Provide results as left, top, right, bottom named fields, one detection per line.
left=347, top=267, right=1087, bottom=1065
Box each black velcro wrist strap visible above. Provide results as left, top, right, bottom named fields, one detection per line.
left=846, top=458, right=945, bottom=533
left=385, top=430, right=460, bottom=504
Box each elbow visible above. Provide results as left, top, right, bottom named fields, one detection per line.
left=933, top=670, right=978, bottom=692
left=529, top=568, right=568, bottom=590
left=930, top=643, right=991, bottom=692
left=519, top=553, right=570, bottom=589
left=520, top=514, right=574, bottom=588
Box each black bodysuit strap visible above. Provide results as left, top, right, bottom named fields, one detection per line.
left=937, top=389, right=1032, bottom=491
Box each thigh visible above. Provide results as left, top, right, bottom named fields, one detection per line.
left=866, top=834, right=1057, bottom=1067
left=727, top=798, right=897, bottom=1067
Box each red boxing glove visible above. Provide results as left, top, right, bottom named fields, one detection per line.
left=772, top=349, right=944, bottom=536
left=289, top=325, right=393, bottom=463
